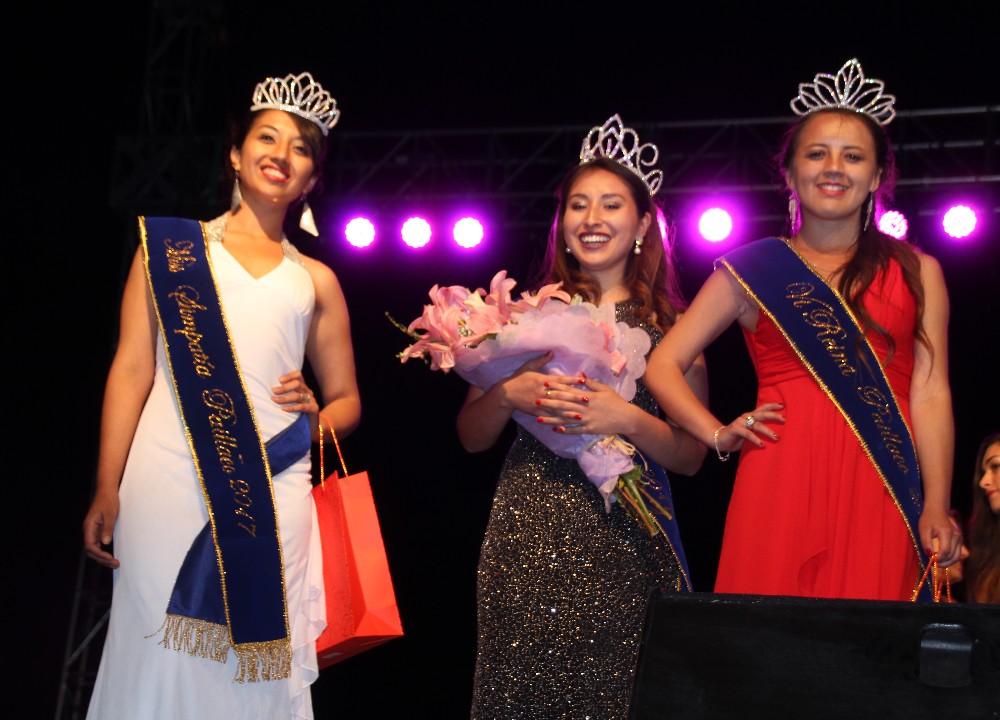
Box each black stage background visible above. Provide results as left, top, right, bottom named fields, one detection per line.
left=29, top=2, right=997, bottom=718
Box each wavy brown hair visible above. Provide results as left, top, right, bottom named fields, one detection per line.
left=777, top=109, right=927, bottom=363
left=966, top=432, right=1000, bottom=604
left=530, top=157, right=687, bottom=335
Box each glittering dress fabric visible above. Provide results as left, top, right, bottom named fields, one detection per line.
left=470, top=302, right=683, bottom=720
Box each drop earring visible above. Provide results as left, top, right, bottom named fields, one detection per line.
left=787, top=195, right=797, bottom=233
left=299, top=198, right=319, bottom=237
left=231, top=172, right=243, bottom=212
left=633, top=235, right=643, bottom=255
left=863, top=193, right=874, bottom=232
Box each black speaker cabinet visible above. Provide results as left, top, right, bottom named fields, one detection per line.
left=630, top=591, right=999, bottom=719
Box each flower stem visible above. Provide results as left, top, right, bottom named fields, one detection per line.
left=618, top=467, right=660, bottom=536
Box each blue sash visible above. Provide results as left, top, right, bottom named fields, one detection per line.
left=631, top=450, right=693, bottom=592
left=141, top=216, right=308, bottom=680
left=719, top=237, right=930, bottom=601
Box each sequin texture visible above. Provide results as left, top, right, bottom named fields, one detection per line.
left=470, top=302, right=684, bottom=719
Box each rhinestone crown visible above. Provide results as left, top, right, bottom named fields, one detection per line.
left=790, top=58, right=896, bottom=126
left=250, top=72, right=340, bottom=136
left=579, top=114, right=663, bottom=196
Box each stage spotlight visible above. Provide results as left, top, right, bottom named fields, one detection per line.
left=344, top=217, right=376, bottom=248
left=698, top=207, right=734, bottom=243
left=453, top=217, right=485, bottom=249
left=942, top=204, right=977, bottom=239
left=401, top=216, right=432, bottom=248
left=877, top=210, right=908, bottom=240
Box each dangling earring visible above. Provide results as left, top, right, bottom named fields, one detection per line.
left=299, top=198, right=319, bottom=237
left=633, top=235, right=643, bottom=255
left=863, top=193, right=874, bottom=232
left=230, top=172, right=243, bottom=212
left=787, top=195, right=797, bottom=233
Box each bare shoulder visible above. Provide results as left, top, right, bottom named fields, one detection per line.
left=914, top=248, right=948, bottom=290
left=915, top=247, right=944, bottom=273
left=297, top=252, right=342, bottom=292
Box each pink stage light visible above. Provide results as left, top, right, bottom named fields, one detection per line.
left=344, top=217, right=376, bottom=248
left=453, top=217, right=484, bottom=249
left=942, top=205, right=977, bottom=239
left=877, top=210, right=908, bottom=239
left=697, top=207, right=734, bottom=243
left=401, top=217, right=432, bottom=248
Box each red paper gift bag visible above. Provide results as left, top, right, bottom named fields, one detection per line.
left=313, top=418, right=403, bottom=668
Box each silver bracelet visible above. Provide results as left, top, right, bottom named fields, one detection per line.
left=713, top=425, right=731, bottom=462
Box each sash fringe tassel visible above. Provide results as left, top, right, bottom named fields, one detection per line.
left=233, top=639, right=293, bottom=683
left=157, top=614, right=292, bottom=682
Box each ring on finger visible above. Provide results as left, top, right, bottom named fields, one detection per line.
left=545, top=389, right=552, bottom=397
left=300, top=392, right=309, bottom=403
left=745, top=414, right=756, bottom=428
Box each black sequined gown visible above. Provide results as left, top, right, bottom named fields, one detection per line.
left=470, top=302, right=684, bottom=720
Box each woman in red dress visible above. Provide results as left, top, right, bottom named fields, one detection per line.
left=644, top=58, right=963, bottom=600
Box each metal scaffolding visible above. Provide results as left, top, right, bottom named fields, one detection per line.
left=108, top=108, right=1000, bottom=247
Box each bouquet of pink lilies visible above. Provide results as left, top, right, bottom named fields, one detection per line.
left=391, top=270, right=670, bottom=534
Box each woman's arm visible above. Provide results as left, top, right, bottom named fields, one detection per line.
left=910, top=252, right=960, bottom=566
left=645, top=267, right=782, bottom=454
left=83, top=248, right=158, bottom=567
left=303, top=257, right=362, bottom=442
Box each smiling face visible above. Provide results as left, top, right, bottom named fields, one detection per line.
left=980, top=440, right=1000, bottom=514
left=784, top=111, right=882, bottom=230
left=561, top=166, right=651, bottom=291
left=230, top=109, right=318, bottom=209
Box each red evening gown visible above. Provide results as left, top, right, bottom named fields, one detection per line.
left=714, top=257, right=922, bottom=600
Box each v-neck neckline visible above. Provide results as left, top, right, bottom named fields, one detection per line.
left=206, top=214, right=292, bottom=280
left=216, top=240, right=289, bottom=280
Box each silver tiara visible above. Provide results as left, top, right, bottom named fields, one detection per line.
left=250, top=72, right=340, bottom=136
left=579, top=114, right=663, bottom=196
left=790, top=58, right=896, bottom=126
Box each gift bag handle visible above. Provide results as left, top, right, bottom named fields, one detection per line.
left=318, top=413, right=349, bottom=486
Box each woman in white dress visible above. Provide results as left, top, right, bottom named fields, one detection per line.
left=81, top=72, right=361, bottom=720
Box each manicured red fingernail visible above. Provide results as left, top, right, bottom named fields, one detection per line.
left=543, top=381, right=551, bottom=387
left=556, top=426, right=566, bottom=433
left=536, top=417, right=545, bottom=423
left=535, top=399, right=542, bottom=405
left=581, top=372, right=587, bottom=379
left=580, top=396, right=589, bottom=403
left=573, top=413, right=583, bottom=420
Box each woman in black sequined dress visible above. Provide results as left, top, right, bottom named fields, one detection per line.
left=458, top=117, right=709, bottom=719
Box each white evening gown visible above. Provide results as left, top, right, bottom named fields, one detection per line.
left=87, top=216, right=326, bottom=720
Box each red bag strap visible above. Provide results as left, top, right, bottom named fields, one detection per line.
left=318, top=413, right=349, bottom=485
left=911, top=541, right=953, bottom=603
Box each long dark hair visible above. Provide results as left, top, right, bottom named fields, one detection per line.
left=531, top=157, right=687, bottom=335
left=966, top=432, right=1000, bottom=603
left=776, top=109, right=927, bottom=362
